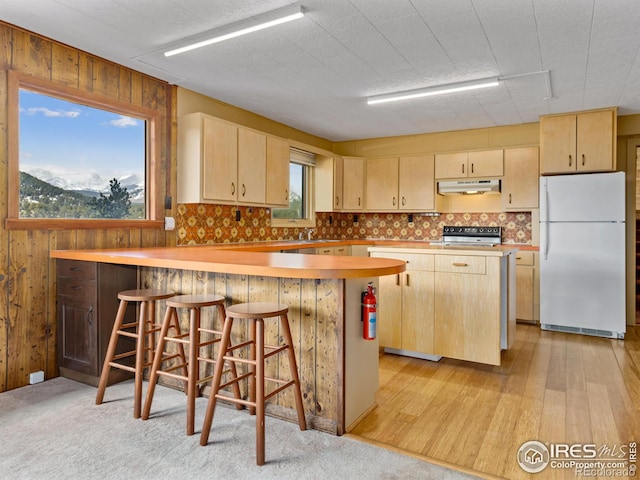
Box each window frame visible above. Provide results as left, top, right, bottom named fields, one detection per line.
left=6, top=70, right=163, bottom=230
left=270, top=158, right=315, bottom=228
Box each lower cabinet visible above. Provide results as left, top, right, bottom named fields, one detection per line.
left=371, top=248, right=512, bottom=366
left=433, top=255, right=503, bottom=366
left=372, top=252, right=436, bottom=357
left=56, top=259, right=137, bottom=386
left=515, top=251, right=539, bottom=323
left=316, top=245, right=351, bottom=256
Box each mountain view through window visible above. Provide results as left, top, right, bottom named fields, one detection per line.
left=18, top=89, right=146, bottom=219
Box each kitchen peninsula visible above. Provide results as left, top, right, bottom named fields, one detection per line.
left=50, top=244, right=405, bottom=435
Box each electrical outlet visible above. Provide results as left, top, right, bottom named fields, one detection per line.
left=164, top=217, right=175, bottom=230
left=29, top=371, right=44, bottom=384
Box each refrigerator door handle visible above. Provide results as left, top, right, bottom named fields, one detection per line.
left=542, top=181, right=549, bottom=260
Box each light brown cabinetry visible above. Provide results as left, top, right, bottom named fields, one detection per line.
left=433, top=255, right=503, bottom=366
left=342, top=157, right=365, bottom=211
left=265, top=136, right=290, bottom=207
left=515, top=251, right=539, bottom=323
left=540, top=108, right=616, bottom=174
left=502, top=146, right=539, bottom=210
left=365, top=155, right=435, bottom=211
left=237, top=127, right=266, bottom=204
left=370, top=252, right=436, bottom=356
left=316, top=245, right=351, bottom=256
left=435, top=149, right=503, bottom=179
left=177, top=112, right=289, bottom=207
left=56, top=259, right=137, bottom=386
left=315, top=156, right=344, bottom=212
left=365, top=157, right=398, bottom=210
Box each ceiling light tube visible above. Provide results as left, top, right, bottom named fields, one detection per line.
left=165, top=5, right=304, bottom=57
left=367, top=77, right=500, bottom=105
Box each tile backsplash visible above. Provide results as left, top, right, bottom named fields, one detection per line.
left=176, top=203, right=532, bottom=245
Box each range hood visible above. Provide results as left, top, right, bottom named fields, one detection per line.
left=437, top=179, right=501, bottom=195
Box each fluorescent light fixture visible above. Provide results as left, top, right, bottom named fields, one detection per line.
left=367, top=77, right=500, bottom=105
left=165, top=5, right=304, bottom=57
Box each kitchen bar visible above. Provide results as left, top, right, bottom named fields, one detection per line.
left=51, top=244, right=406, bottom=435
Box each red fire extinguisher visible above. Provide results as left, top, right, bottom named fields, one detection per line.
left=362, top=282, right=377, bottom=340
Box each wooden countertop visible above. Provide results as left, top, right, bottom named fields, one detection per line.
left=50, top=245, right=406, bottom=280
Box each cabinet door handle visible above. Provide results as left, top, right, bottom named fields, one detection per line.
left=242, top=184, right=246, bottom=197
left=509, top=193, right=512, bottom=204
left=285, top=189, right=288, bottom=202
left=86, top=306, right=93, bottom=326
left=582, top=153, right=585, bottom=166
left=395, top=274, right=400, bottom=286
left=358, top=197, right=361, bottom=206
left=405, top=273, right=410, bottom=287
left=471, top=163, right=475, bottom=174
left=401, top=196, right=406, bottom=206
left=568, top=155, right=572, bottom=167
left=393, top=196, right=396, bottom=206
left=231, top=182, right=236, bottom=195
left=71, top=285, right=82, bottom=291
left=462, top=163, right=465, bottom=174
left=452, top=262, right=468, bottom=267
left=70, top=267, right=82, bottom=272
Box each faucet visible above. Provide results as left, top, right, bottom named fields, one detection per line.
left=299, top=228, right=314, bottom=240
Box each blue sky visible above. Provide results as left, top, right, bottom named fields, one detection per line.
left=19, top=89, right=145, bottom=183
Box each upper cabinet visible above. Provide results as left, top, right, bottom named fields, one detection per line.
left=237, top=127, right=266, bottom=204
left=540, top=108, right=616, bottom=175
left=315, top=156, right=344, bottom=211
left=365, top=157, right=398, bottom=210
left=177, top=112, right=290, bottom=207
left=502, top=147, right=539, bottom=211
left=435, top=149, right=503, bottom=179
left=342, top=156, right=365, bottom=211
left=265, top=136, right=290, bottom=207
left=365, top=155, right=435, bottom=211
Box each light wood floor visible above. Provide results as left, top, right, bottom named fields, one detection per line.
left=350, top=324, right=640, bottom=480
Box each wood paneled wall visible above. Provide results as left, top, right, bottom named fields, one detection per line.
left=0, top=22, right=175, bottom=393
left=139, top=267, right=343, bottom=434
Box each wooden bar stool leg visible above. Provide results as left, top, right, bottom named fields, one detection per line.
left=186, top=306, right=199, bottom=435
left=256, top=318, right=266, bottom=466
left=215, top=303, right=243, bottom=407
left=248, top=319, right=257, bottom=416
left=133, top=300, right=148, bottom=419
left=200, top=316, right=234, bottom=446
left=280, top=312, right=307, bottom=430
left=96, top=299, right=128, bottom=405
left=142, top=306, right=175, bottom=420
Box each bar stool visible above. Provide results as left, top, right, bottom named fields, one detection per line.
left=96, top=289, right=175, bottom=419
left=142, top=294, right=242, bottom=435
left=199, top=302, right=307, bottom=466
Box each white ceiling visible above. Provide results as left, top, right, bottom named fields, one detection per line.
left=2, top=0, right=640, bottom=142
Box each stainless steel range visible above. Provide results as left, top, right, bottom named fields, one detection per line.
left=441, top=226, right=502, bottom=246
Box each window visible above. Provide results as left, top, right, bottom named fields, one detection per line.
left=271, top=148, right=315, bottom=227
left=7, top=71, right=162, bottom=228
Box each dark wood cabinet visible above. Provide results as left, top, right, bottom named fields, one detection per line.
left=56, top=259, right=137, bottom=386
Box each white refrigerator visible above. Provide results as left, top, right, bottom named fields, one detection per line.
left=539, top=171, right=626, bottom=339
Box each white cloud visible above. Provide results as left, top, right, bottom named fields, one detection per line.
left=23, top=106, right=81, bottom=118
left=110, top=115, right=138, bottom=127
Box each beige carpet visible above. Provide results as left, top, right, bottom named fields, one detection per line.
left=0, top=377, right=481, bottom=479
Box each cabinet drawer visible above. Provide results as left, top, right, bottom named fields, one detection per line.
left=57, top=259, right=97, bottom=280
left=371, top=252, right=434, bottom=271
left=435, top=255, right=486, bottom=274
left=58, top=276, right=97, bottom=298
left=515, top=251, right=535, bottom=265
